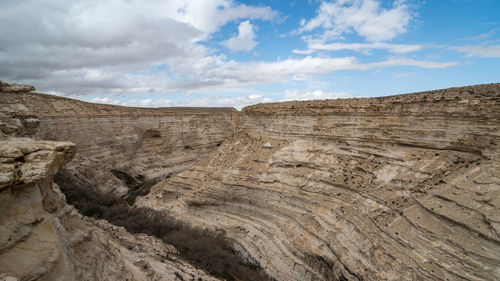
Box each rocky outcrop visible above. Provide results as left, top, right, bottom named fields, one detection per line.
left=0, top=81, right=35, bottom=93
left=2, top=81, right=499, bottom=280
left=0, top=86, right=238, bottom=196
left=0, top=138, right=219, bottom=281
left=140, top=84, right=500, bottom=280
left=0, top=82, right=220, bottom=281
left=0, top=139, right=76, bottom=281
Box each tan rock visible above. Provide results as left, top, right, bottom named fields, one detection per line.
left=0, top=86, right=238, bottom=197
left=140, top=84, right=500, bottom=281
left=0, top=137, right=220, bottom=281
left=0, top=82, right=222, bottom=281
left=0, top=273, right=18, bottom=281
left=0, top=81, right=35, bottom=93
left=3, top=81, right=500, bottom=281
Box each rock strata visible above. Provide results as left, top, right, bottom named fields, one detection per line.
left=0, top=138, right=219, bottom=281
left=0, top=84, right=238, bottom=196
left=140, top=84, right=500, bottom=280
left=0, top=81, right=35, bottom=93
left=2, top=81, right=499, bottom=281
left=0, top=82, right=220, bottom=281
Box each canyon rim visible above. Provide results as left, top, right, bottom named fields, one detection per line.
left=1, top=81, right=500, bottom=281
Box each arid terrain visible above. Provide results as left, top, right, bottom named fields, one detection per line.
left=1, top=81, right=499, bottom=281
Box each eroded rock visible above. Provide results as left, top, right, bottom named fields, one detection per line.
left=0, top=83, right=238, bottom=197
left=2, top=81, right=499, bottom=280
left=0, top=81, right=35, bottom=93
left=0, top=82, right=221, bottom=281
left=140, top=84, right=500, bottom=281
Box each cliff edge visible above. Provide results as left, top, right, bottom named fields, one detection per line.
left=2, top=81, right=499, bottom=280
left=0, top=83, right=221, bottom=281
left=141, top=83, right=500, bottom=280
left=0, top=84, right=238, bottom=199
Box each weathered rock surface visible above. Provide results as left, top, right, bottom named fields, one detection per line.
left=0, top=81, right=35, bottom=93
left=140, top=84, right=500, bottom=280
left=1, top=82, right=221, bottom=281
left=0, top=85, right=238, bottom=196
left=0, top=138, right=219, bottom=281
left=2, top=81, right=499, bottom=280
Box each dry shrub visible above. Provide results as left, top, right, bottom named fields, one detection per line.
left=56, top=170, right=270, bottom=281
left=103, top=206, right=269, bottom=281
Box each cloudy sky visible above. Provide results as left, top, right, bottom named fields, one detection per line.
left=1, top=0, right=499, bottom=109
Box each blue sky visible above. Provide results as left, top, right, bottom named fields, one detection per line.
left=0, top=0, right=499, bottom=109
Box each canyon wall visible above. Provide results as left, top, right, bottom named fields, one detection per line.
left=0, top=83, right=220, bottom=281
left=0, top=84, right=238, bottom=196
left=2, top=81, right=499, bottom=280
left=140, top=84, right=500, bottom=280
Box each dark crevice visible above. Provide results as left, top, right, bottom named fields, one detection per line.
left=125, top=176, right=165, bottom=205
left=110, top=169, right=138, bottom=187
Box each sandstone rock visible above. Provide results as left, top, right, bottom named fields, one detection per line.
left=0, top=274, right=18, bottom=281
left=0, top=140, right=75, bottom=189
left=0, top=139, right=76, bottom=280
left=0, top=136, right=220, bottom=281
left=0, top=83, right=222, bottom=281
left=2, top=81, right=499, bottom=280
left=0, top=88, right=238, bottom=197
left=0, top=92, right=39, bottom=138
left=140, top=84, right=500, bottom=281
left=0, top=81, right=35, bottom=93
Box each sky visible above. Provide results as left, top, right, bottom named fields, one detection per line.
left=0, top=0, right=499, bottom=109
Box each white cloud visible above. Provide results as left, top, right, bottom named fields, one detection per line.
left=89, top=97, right=121, bottom=105
left=459, top=28, right=499, bottom=42
left=123, top=99, right=174, bottom=108
left=167, top=56, right=457, bottom=90
left=293, top=42, right=422, bottom=54
left=0, top=0, right=459, bottom=102
left=0, top=0, right=277, bottom=95
left=84, top=93, right=272, bottom=110
left=363, top=57, right=458, bottom=69
left=84, top=90, right=354, bottom=110
left=300, top=0, right=413, bottom=42
left=223, top=20, right=258, bottom=52
left=86, top=96, right=174, bottom=108
left=292, top=49, right=316, bottom=55
left=283, top=90, right=352, bottom=101
left=453, top=45, right=500, bottom=58
left=173, top=94, right=272, bottom=109
left=217, top=94, right=273, bottom=109
left=292, top=74, right=312, bottom=81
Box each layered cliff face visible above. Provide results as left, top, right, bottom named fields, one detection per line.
left=0, top=83, right=220, bottom=281
left=0, top=139, right=219, bottom=281
left=140, top=84, right=500, bottom=280
left=0, top=85, right=238, bottom=196
left=2, top=81, right=499, bottom=280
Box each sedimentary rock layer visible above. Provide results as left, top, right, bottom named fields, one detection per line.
left=0, top=85, right=238, bottom=196
left=0, top=83, right=221, bottom=280
left=140, top=84, right=500, bottom=280
left=0, top=138, right=219, bottom=281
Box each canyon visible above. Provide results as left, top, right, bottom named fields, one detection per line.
left=1, top=83, right=238, bottom=198
left=1, top=81, right=499, bottom=280
left=0, top=82, right=224, bottom=281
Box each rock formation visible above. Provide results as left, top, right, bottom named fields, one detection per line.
left=1, top=86, right=238, bottom=197
left=139, top=84, right=500, bottom=280
left=0, top=83, right=220, bottom=281
left=1, top=81, right=499, bottom=281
